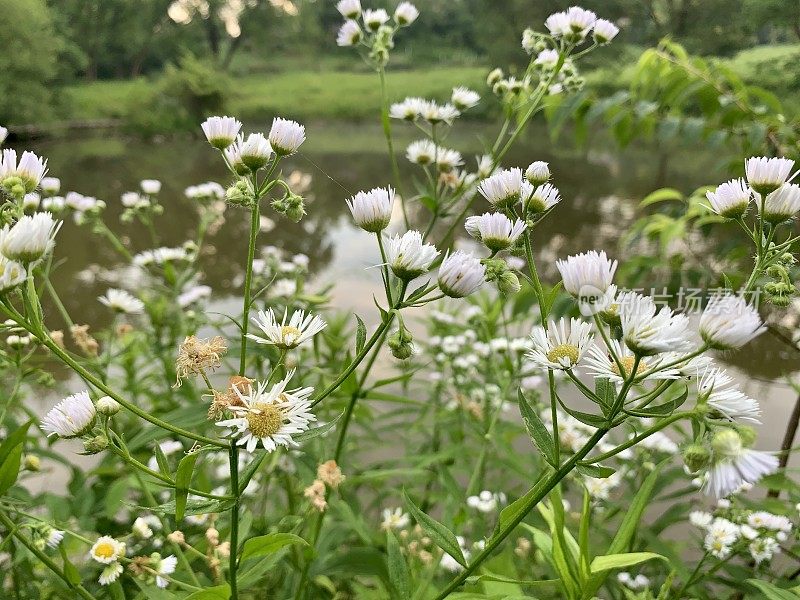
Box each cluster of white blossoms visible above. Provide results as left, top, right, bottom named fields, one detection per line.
left=466, top=490, right=507, bottom=513
left=405, top=140, right=464, bottom=173
left=0, top=148, right=48, bottom=195
left=477, top=165, right=561, bottom=214
left=390, top=87, right=480, bottom=126
left=133, top=243, right=196, bottom=268
left=334, top=0, right=418, bottom=47
left=691, top=506, right=793, bottom=562
left=706, top=155, right=800, bottom=222
left=0, top=210, right=61, bottom=294
left=544, top=6, right=619, bottom=44
left=99, top=288, right=145, bottom=315
left=525, top=248, right=778, bottom=497
left=185, top=181, right=225, bottom=201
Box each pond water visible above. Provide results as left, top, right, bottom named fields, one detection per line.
left=11, top=120, right=800, bottom=455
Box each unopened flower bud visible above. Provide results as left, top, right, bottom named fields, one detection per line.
left=83, top=435, right=109, bottom=454
left=388, top=329, right=414, bottom=360
left=96, top=396, right=121, bottom=416
left=498, top=270, right=521, bottom=295
left=225, top=181, right=253, bottom=207
left=284, top=194, right=306, bottom=223
left=682, top=443, right=710, bottom=473
left=711, top=429, right=743, bottom=458
left=23, top=455, right=40, bottom=471
left=206, top=527, right=220, bottom=546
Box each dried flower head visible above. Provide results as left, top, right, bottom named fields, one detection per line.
left=70, top=324, right=99, bottom=357
left=175, top=335, right=227, bottom=385
left=317, top=460, right=345, bottom=489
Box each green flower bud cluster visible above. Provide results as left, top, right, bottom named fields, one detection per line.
left=482, top=258, right=521, bottom=295
left=272, top=192, right=306, bottom=223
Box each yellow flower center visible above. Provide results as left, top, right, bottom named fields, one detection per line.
left=546, top=344, right=579, bottom=365
left=94, top=542, right=116, bottom=560
left=281, top=325, right=302, bottom=345
left=246, top=402, right=283, bottom=438
left=611, top=356, right=647, bottom=377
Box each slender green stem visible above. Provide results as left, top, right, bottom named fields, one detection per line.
left=584, top=411, right=693, bottom=464
left=0, top=511, right=95, bottom=600
left=378, top=64, right=410, bottom=229
left=675, top=552, right=708, bottom=598
left=375, top=232, right=393, bottom=304
left=228, top=443, right=240, bottom=600
left=239, top=201, right=261, bottom=376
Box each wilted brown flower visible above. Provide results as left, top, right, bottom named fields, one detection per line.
left=303, top=479, right=327, bottom=512
left=49, top=330, right=65, bottom=349
left=175, top=335, right=227, bottom=386
left=316, top=460, right=345, bottom=489
left=206, top=375, right=253, bottom=420
left=70, top=324, right=99, bottom=356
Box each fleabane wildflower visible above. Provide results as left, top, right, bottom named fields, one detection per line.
left=477, top=168, right=524, bottom=209
left=525, top=161, right=551, bottom=186
left=390, top=97, right=425, bottom=120
left=464, top=212, right=526, bottom=252
left=555, top=250, right=617, bottom=315
left=420, top=101, right=460, bottom=125
left=699, top=293, right=765, bottom=349
left=526, top=317, right=594, bottom=370
left=438, top=251, right=485, bottom=298
left=435, top=147, right=463, bottom=172
left=0, top=125, right=7, bottom=145
left=466, top=490, right=506, bottom=513
left=140, top=179, right=161, bottom=195
left=175, top=335, right=227, bottom=384
left=247, top=308, right=327, bottom=349
left=593, top=18, right=619, bottom=43
left=585, top=339, right=678, bottom=382
left=0, top=212, right=60, bottom=264
left=704, top=517, right=739, bottom=558
left=89, top=536, right=126, bottom=565
left=269, top=118, right=305, bottom=155
left=384, top=230, right=439, bottom=280
left=451, top=87, right=480, bottom=111
left=0, top=256, right=26, bottom=293
left=689, top=510, right=713, bottom=529
left=544, top=11, right=571, bottom=37
left=346, top=186, right=395, bottom=232
left=155, top=554, right=178, bottom=588
left=619, top=292, right=692, bottom=356
left=381, top=507, right=410, bottom=530
left=705, top=428, right=779, bottom=498
left=337, top=20, right=362, bottom=46
left=240, top=132, right=273, bottom=170
left=40, top=177, right=60, bottom=194
left=336, top=0, right=361, bottom=19
left=750, top=537, right=780, bottom=564
left=46, top=529, right=64, bottom=548
left=0, top=149, right=48, bottom=193
left=406, top=139, right=437, bottom=165
left=394, top=1, right=419, bottom=26
left=698, top=367, right=761, bottom=424
left=706, top=178, right=751, bottom=218
left=761, top=183, right=800, bottom=223
left=745, top=156, right=794, bottom=195
left=534, top=49, right=559, bottom=68
left=41, top=391, right=97, bottom=439
left=363, top=8, right=389, bottom=31
left=99, top=289, right=145, bottom=314
left=215, top=371, right=315, bottom=453
left=566, top=6, right=597, bottom=36
left=201, top=115, right=242, bottom=150
left=524, top=182, right=561, bottom=214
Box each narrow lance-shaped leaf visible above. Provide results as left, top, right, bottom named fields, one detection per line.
left=0, top=421, right=32, bottom=496
left=174, top=451, right=200, bottom=521
left=403, top=489, right=466, bottom=567
left=518, top=390, right=556, bottom=466
left=386, top=530, right=411, bottom=599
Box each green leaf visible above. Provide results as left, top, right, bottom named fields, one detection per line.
left=238, top=451, right=267, bottom=495
left=465, top=573, right=558, bottom=587
left=239, top=533, right=307, bottom=563
left=355, top=314, right=367, bottom=355
left=590, top=552, right=667, bottom=573
left=745, top=579, right=800, bottom=600
left=293, top=412, right=343, bottom=443
left=576, top=463, right=616, bottom=479
left=59, top=545, right=82, bottom=585
left=640, top=188, right=684, bottom=207
left=386, top=531, right=410, bottom=599
left=626, top=386, right=688, bottom=418
left=557, top=397, right=608, bottom=428
left=595, top=378, right=615, bottom=414
left=403, top=489, right=466, bottom=567
left=154, top=444, right=172, bottom=477
left=185, top=585, right=231, bottom=600
left=174, top=451, right=200, bottom=521
left=518, top=390, right=556, bottom=466
left=0, top=421, right=32, bottom=495
left=495, top=476, right=549, bottom=535
left=136, top=497, right=234, bottom=517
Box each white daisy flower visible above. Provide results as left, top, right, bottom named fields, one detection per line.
left=247, top=308, right=327, bottom=349
left=216, top=371, right=316, bottom=453
left=420, top=101, right=460, bottom=125
left=155, top=555, right=178, bottom=588
left=201, top=116, right=242, bottom=150
left=239, top=132, right=273, bottom=169
left=525, top=161, right=550, bottom=186
left=40, top=177, right=60, bottom=194
left=381, top=507, right=410, bottom=530
left=140, top=179, right=161, bottom=195
left=394, top=1, right=419, bottom=26
left=406, top=139, right=437, bottom=165
left=336, top=0, right=361, bottom=19
left=99, top=289, right=145, bottom=314
left=584, top=340, right=679, bottom=382
left=556, top=250, right=617, bottom=315
left=761, top=183, right=800, bottom=223
left=705, top=429, right=779, bottom=498
left=689, top=511, right=713, bottom=529
left=699, top=293, right=765, bottom=350
left=0, top=212, right=61, bottom=263
left=336, top=20, right=362, bottom=46
left=40, top=195, right=65, bottom=211
left=0, top=256, right=26, bottom=293
left=534, top=49, right=559, bottom=68
left=545, top=11, right=571, bottom=37
left=566, top=6, right=596, bottom=36
left=527, top=317, right=594, bottom=370
left=347, top=186, right=395, bottom=232
left=465, top=212, right=526, bottom=252
left=363, top=8, right=389, bottom=31
left=524, top=182, right=561, bottom=214
left=705, top=178, right=751, bottom=218
left=750, top=537, right=780, bottom=564
left=438, top=250, right=485, bottom=298
left=46, top=529, right=64, bottom=548
left=477, top=167, right=525, bottom=208
left=434, top=147, right=463, bottom=173
left=745, top=156, right=794, bottom=195
left=384, top=230, right=439, bottom=280
left=98, top=562, right=123, bottom=586
left=132, top=517, right=154, bottom=539
left=269, top=118, right=305, bottom=155
left=389, top=97, right=425, bottom=120
left=451, top=87, right=480, bottom=111
left=593, top=18, right=619, bottom=43
left=89, top=536, right=126, bottom=565
left=0, top=149, right=48, bottom=192
left=704, top=517, right=739, bottom=558
left=41, top=391, right=97, bottom=439
left=619, top=292, right=691, bottom=356
left=699, top=368, right=761, bottom=424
